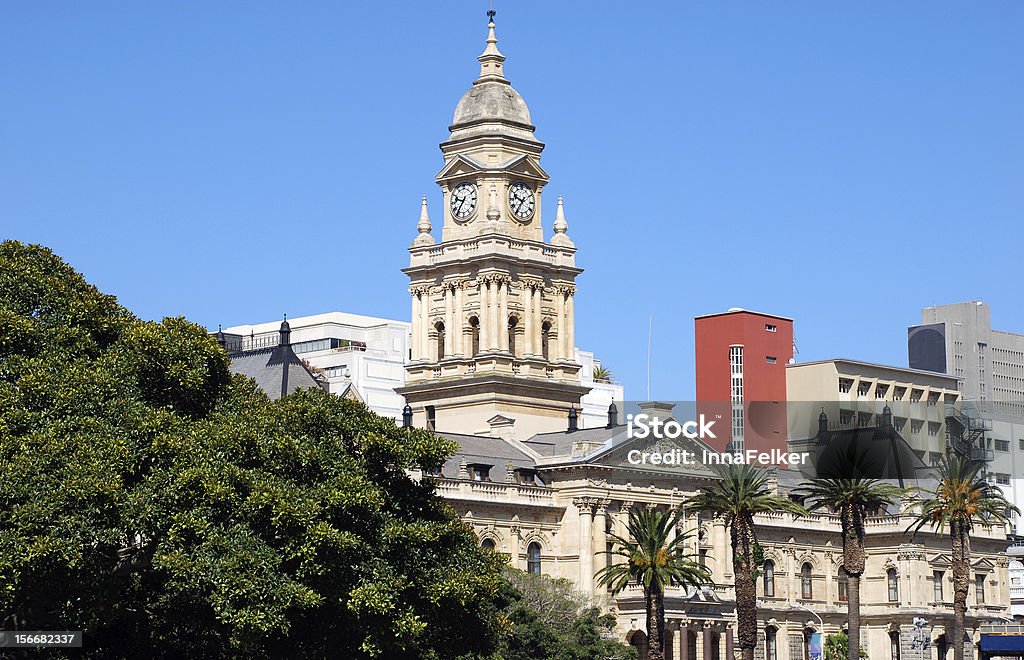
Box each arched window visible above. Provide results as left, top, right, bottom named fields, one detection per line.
left=838, top=567, right=849, bottom=602
left=541, top=322, right=551, bottom=360
left=435, top=321, right=445, bottom=360
left=481, top=538, right=496, bottom=551
left=766, top=627, right=778, bottom=660
left=469, top=316, right=480, bottom=356
left=887, top=568, right=899, bottom=602
left=801, top=563, right=813, bottom=600
left=527, top=542, right=542, bottom=575
left=508, top=316, right=518, bottom=356
left=763, top=560, right=775, bottom=597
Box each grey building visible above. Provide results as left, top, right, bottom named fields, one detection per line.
left=909, top=301, right=1024, bottom=416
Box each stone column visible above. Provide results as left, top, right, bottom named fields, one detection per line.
left=680, top=623, right=689, bottom=660
left=444, top=284, right=454, bottom=357
left=566, top=288, right=575, bottom=361
left=594, top=500, right=610, bottom=579
left=510, top=523, right=522, bottom=570
left=554, top=287, right=565, bottom=361
left=479, top=279, right=489, bottom=351
left=454, top=282, right=464, bottom=356
left=534, top=285, right=544, bottom=358
left=410, top=290, right=421, bottom=360
left=420, top=289, right=431, bottom=361
left=524, top=284, right=535, bottom=355
left=574, top=497, right=594, bottom=596
left=489, top=279, right=500, bottom=351
left=726, top=626, right=734, bottom=660
left=703, top=624, right=713, bottom=660
left=498, top=279, right=509, bottom=352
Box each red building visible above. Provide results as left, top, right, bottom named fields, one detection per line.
left=694, top=309, right=793, bottom=456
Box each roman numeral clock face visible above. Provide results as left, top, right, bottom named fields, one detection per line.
left=508, top=182, right=534, bottom=221
left=450, top=182, right=477, bottom=221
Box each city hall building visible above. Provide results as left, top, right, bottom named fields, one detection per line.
left=392, top=16, right=1014, bottom=660
left=228, top=15, right=1015, bottom=660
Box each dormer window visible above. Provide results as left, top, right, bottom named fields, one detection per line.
left=515, top=468, right=537, bottom=485
left=467, top=464, right=491, bottom=481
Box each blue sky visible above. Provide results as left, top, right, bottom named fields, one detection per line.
left=3, top=2, right=1022, bottom=400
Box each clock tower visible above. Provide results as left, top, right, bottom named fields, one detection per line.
left=397, top=15, right=589, bottom=440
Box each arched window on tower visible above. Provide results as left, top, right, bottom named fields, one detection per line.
left=888, top=568, right=900, bottom=602
left=801, top=563, right=813, bottom=600
left=468, top=316, right=480, bottom=356
left=763, top=559, right=775, bottom=597
left=541, top=321, right=551, bottom=360
left=508, top=316, right=518, bottom=356
left=527, top=542, right=542, bottom=575
left=435, top=321, right=445, bottom=361
left=838, top=567, right=849, bottom=602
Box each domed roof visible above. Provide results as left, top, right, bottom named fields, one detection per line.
left=452, top=80, right=532, bottom=128
left=447, top=17, right=537, bottom=139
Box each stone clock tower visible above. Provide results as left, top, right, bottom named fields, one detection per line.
left=397, top=16, right=589, bottom=440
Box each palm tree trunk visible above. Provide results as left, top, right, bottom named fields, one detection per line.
left=847, top=574, right=861, bottom=660
left=950, top=519, right=971, bottom=660
left=733, top=517, right=758, bottom=660
left=647, top=587, right=665, bottom=660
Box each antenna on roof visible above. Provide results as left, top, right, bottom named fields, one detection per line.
left=647, top=314, right=653, bottom=400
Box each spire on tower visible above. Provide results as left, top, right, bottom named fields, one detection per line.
left=477, top=11, right=506, bottom=82
left=412, top=195, right=436, bottom=246
left=551, top=196, right=574, bottom=247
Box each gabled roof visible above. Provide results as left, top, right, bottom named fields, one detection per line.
left=225, top=320, right=326, bottom=400
left=436, top=153, right=486, bottom=180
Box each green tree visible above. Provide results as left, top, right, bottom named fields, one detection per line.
left=907, top=455, right=1017, bottom=660
left=0, top=241, right=510, bottom=658
left=596, top=506, right=710, bottom=660
left=794, top=462, right=904, bottom=660
left=824, top=632, right=866, bottom=660
left=684, top=464, right=807, bottom=660
left=501, top=568, right=636, bottom=660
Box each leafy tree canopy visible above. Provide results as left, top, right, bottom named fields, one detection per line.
left=0, top=241, right=509, bottom=658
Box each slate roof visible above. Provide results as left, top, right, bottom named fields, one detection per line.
left=223, top=320, right=325, bottom=400
left=436, top=431, right=536, bottom=477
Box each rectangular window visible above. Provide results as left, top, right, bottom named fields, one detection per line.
left=1019, top=439, right=1024, bottom=452
left=996, top=473, right=1011, bottom=486
left=933, top=571, right=944, bottom=602
left=858, top=382, right=871, bottom=396
left=766, top=356, right=777, bottom=364
left=976, top=574, right=986, bottom=604
left=765, top=324, right=777, bottom=333
left=995, top=439, right=1010, bottom=452
left=839, top=379, right=853, bottom=394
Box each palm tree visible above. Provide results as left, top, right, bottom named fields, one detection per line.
left=907, top=455, right=1018, bottom=660
left=684, top=463, right=807, bottom=660
left=794, top=471, right=904, bottom=660
left=592, top=365, right=613, bottom=383
left=596, top=506, right=711, bottom=660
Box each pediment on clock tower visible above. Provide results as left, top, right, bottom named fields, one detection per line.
left=501, top=154, right=549, bottom=183
left=436, top=154, right=486, bottom=182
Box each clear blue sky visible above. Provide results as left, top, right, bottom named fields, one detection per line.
left=3, top=2, right=1022, bottom=400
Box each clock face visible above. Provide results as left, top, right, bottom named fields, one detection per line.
left=450, top=182, right=477, bottom=221
left=508, top=182, right=535, bottom=221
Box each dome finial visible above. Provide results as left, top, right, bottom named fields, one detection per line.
left=477, top=9, right=506, bottom=82
left=412, top=195, right=435, bottom=246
